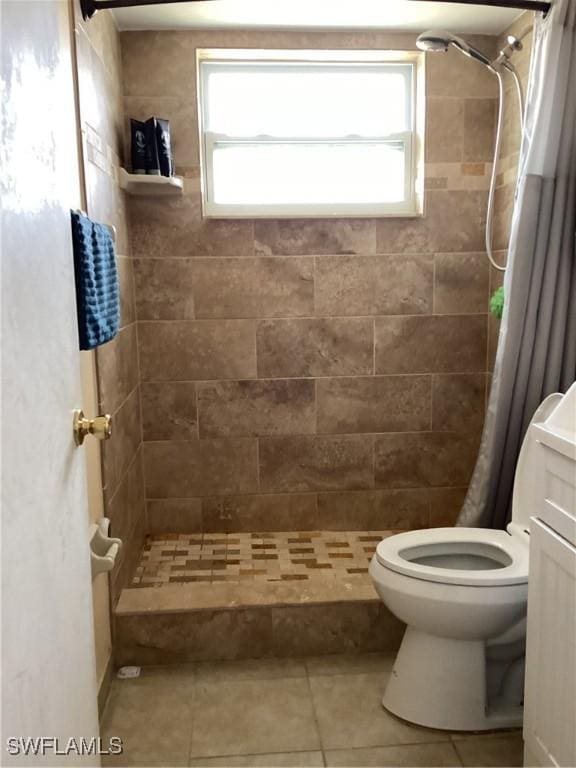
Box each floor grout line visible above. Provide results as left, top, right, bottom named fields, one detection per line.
left=305, top=665, right=327, bottom=764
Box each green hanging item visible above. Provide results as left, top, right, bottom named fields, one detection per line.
left=490, top=286, right=505, bottom=319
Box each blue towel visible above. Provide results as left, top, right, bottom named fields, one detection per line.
left=71, top=211, right=120, bottom=350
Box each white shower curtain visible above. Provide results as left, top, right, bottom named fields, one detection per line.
left=459, top=0, right=576, bottom=529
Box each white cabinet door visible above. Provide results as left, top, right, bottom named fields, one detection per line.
left=524, top=519, right=576, bottom=768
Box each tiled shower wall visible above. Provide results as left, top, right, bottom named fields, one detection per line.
left=75, top=6, right=145, bottom=600
left=121, top=30, right=502, bottom=535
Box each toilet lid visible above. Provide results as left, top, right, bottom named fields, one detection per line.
left=375, top=528, right=528, bottom=586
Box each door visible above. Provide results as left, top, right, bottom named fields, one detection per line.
left=1, top=0, right=100, bottom=763
left=524, top=520, right=576, bottom=767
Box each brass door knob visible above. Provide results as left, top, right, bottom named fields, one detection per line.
left=73, top=409, right=112, bottom=446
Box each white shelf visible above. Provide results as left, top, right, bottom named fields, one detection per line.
left=119, top=168, right=183, bottom=196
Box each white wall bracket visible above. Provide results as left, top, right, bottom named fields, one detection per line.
left=90, top=518, right=122, bottom=579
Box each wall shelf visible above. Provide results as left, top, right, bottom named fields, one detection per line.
left=119, top=168, right=183, bottom=196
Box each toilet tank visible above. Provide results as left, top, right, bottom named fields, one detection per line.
left=507, top=391, right=564, bottom=537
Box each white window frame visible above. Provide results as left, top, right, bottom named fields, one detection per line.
left=197, top=49, right=425, bottom=219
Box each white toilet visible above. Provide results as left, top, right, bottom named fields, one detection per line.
left=369, top=393, right=563, bottom=732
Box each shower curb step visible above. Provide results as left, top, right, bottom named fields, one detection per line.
left=114, top=578, right=405, bottom=665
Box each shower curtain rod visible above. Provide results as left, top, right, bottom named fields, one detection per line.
left=80, top=0, right=551, bottom=21
left=410, top=0, right=550, bottom=12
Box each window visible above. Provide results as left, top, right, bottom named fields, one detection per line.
left=197, top=50, right=424, bottom=218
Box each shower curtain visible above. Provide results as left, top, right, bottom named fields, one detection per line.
left=459, top=0, right=576, bottom=529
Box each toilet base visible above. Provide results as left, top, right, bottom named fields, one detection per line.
left=382, top=628, right=523, bottom=731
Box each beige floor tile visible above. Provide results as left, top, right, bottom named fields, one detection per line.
left=101, top=678, right=195, bottom=766
left=189, top=751, right=324, bottom=767
left=195, top=657, right=307, bottom=683
left=453, top=733, right=524, bottom=767
left=325, top=742, right=462, bottom=766
left=305, top=652, right=395, bottom=678
left=190, top=677, right=321, bottom=758
left=309, top=673, right=450, bottom=750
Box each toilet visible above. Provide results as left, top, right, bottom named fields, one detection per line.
left=369, top=393, right=563, bottom=732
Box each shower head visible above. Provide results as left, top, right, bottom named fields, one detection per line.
left=416, top=29, right=494, bottom=70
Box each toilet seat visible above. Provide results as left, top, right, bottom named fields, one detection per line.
left=375, top=527, right=528, bottom=587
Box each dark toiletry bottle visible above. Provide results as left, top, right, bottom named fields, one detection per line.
left=130, top=119, right=147, bottom=175
left=156, top=118, right=173, bottom=177
left=145, top=117, right=161, bottom=176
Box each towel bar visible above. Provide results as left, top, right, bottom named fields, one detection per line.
left=73, top=209, right=116, bottom=243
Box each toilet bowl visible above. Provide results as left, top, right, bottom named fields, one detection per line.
left=370, top=392, right=563, bottom=732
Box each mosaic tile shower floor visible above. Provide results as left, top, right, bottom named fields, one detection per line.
left=130, top=530, right=396, bottom=588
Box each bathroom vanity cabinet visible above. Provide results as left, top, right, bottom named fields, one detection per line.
left=523, top=398, right=576, bottom=768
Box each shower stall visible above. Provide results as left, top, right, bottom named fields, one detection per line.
left=73, top=5, right=535, bottom=667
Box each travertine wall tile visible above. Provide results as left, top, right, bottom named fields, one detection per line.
left=139, top=320, right=257, bottom=381
left=134, top=259, right=196, bottom=320
left=374, top=432, right=480, bottom=489
left=201, top=494, right=318, bottom=532
left=106, top=449, right=145, bottom=553
left=110, top=498, right=145, bottom=604
left=116, top=256, right=136, bottom=328
left=426, top=98, right=464, bottom=163
left=259, top=435, right=374, bottom=493
left=135, top=257, right=315, bottom=320
left=434, top=252, right=490, bottom=314
left=198, top=379, right=315, bottom=437
left=316, top=376, right=431, bottom=434
left=121, top=31, right=197, bottom=98
left=144, top=439, right=259, bottom=497
left=191, top=257, right=315, bottom=319
left=141, top=381, right=198, bottom=441
left=429, top=487, right=469, bottom=527
left=115, top=607, right=275, bottom=665
left=128, top=189, right=254, bottom=259
left=376, top=190, right=486, bottom=254
left=255, top=220, right=376, bottom=256
left=257, top=318, right=373, bottom=378
left=315, top=254, right=433, bottom=316
left=106, top=450, right=146, bottom=598
left=375, top=315, right=487, bottom=374
left=97, top=324, right=139, bottom=414
left=464, top=99, right=497, bottom=162
left=317, top=489, right=430, bottom=530
left=432, top=373, right=486, bottom=433
left=271, top=603, right=404, bottom=657
left=101, top=386, right=142, bottom=493
left=147, top=498, right=203, bottom=534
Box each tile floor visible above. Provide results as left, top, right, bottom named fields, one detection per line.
left=131, top=531, right=395, bottom=588
left=100, top=653, right=524, bottom=767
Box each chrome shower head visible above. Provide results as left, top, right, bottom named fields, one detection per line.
left=416, top=29, right=453, bottom=52
left=416, top=29, right=494, bottom=70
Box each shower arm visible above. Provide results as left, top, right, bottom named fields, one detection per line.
left=81, top=0, right=551, bottom=21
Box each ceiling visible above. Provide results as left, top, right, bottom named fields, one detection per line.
left=112, top=1, right=523, bottom=34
